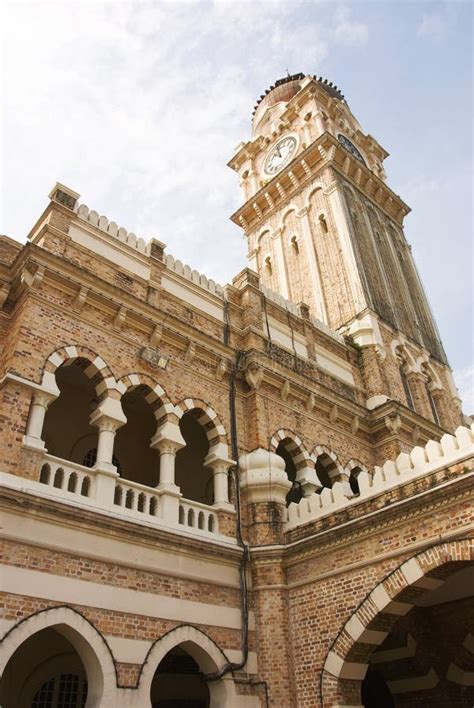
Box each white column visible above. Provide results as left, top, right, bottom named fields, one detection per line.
left=324, top=181, right=367, bottom=313
left=204, top=450, right=235, bottom=511
left=89, top=399, right=126, bottom=506
left=151, top=421, right=185, bottom=524
left=95, top=418, right=121, bottom=470
left=23, top=391, right=58, bottom=450
left=296, top=206, right=328, bottom=323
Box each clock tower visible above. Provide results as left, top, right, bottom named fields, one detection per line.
left=228, top=73, right=462, bottom=419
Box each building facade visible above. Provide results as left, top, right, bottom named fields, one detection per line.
left=0, top=73, right=473, bottom=708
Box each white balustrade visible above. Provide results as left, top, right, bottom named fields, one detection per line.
left=38, top=455, right=93, bottom=499
left=112, top=478, right=160, bottom=519
left=178, top=499, right=218, bottom=535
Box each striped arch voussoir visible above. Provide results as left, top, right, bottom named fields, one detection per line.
left=321, top=539, right=473, bottom=703
left=44, top=345, right=116, bottom=401
left=345, top=459, right=370, bottom=477
left=116, top=373, right=175, bottom=424
left=270, top=429, right=314, bottom=471
left=314, top=444, right=345, bottom=475
left=175, top=398, right=228, bottom=448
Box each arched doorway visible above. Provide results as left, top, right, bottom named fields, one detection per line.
left=0, top=627, right=88, bottom=708
left=322, top=541, right=474, bottom=707
left=362, top=565, right=474, bottom=707
left=150, top=646, right=210, bottom=707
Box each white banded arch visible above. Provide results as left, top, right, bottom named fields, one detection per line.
left=313, top=445, right=349, bottom=495
left=34, top=346, right=123, bottom=469
left=321, top=539, right=474, bottom=707
left=174, top=400, right=234, bottom=508
left=0, top=606, right=117, bottom=708
left=137, top=624, right=254, bottom=707
left=270, top=429, right=318, bottom=501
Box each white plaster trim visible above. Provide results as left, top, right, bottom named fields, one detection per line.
left=324, top=651, right=367, bottom=680
left=0, top=506, right=240, bottom=590
left=161, top=274, right=224, bottom=322
left=345, top=614, right=387, bottom=645
left=446, top=663, right=474, bottom=686
left=1, top=565, right=254, bottom=631
left=69, top=224, right=150, bottom=281
left=387, top=667, right=439, bottom=694
left=371, top=634, right=417, bottom=664
left=366, top=395, right=389, bottom=410
left=369, top=585, right=412, bottom=616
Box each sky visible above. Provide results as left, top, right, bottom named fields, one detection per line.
left=1, top=0, right=472, bottom=410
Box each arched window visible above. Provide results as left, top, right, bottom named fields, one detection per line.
left=82, top=448, right=121, bottom=474
left=275, top=439, right=303, bottom=506
left=264, top=255, right=272, bottom=276
left=349, top=466, right=363, bottom=496
left=42, top=360, right=98, bottom=465
left=175, top=411, right=213, bottom=505
left=290, top=235, right=299, bottom=254
left=315, top=452, right=339, bottom=490
left=114, top=386, right=160, bottom=487
left=319, top=214, right=328, bottom=233
left=399, top=364, right=414, bottom=410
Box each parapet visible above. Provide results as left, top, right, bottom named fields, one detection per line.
left=285, top=425, right=474, bottom=532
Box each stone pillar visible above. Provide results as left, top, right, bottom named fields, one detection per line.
left=406, top=372, right=432, bottom=420
left=296, top=465, right=321, bottom=497
left=296, top=206, right=328, bottom=323
left=24, top=391, right=57, bottom=450
left=23, top=371, right=60, bottom=451
left=271, top=228, right=290, bottom=300
left=204, top=448, right=235, bottom=510
left=90, top=398, right=127, bottom=505
left=151, top=421, right=185, bottom=523
left=429, top=387, right=451, bottom=430
left=239, top=449, right=292, bottom=545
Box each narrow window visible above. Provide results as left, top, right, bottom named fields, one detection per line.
left=399, top=365, right=414, bottom=410
left=290, top=235, right=299, bottom=254
left=264, top=256, right=272, bottom=276
left=427, top=386, right=440, bottom=425
left=319, top=214, right=328, bottom=233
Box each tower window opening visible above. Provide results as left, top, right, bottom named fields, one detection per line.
left=399, top=364, right=414, bottom=411
left=290, top=235, right=299, bottom=254
left=319, top=214, right=328, bottom=233
left=427, top=387, right=440, bottom=425
left=264, top=255, right=272, bottom=276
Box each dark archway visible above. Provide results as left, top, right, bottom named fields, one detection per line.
left=175, top=412, right=213, bottom=504
left=42, top=360, right=98, bottom=465
left=114, top=386, right=160, bottom=486
left=150, top=646, right=210, bottom=708
left=0, top=627, right=88, bottom=708
left=276, top=439, right=303, bottom=506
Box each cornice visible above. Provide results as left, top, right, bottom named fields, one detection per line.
left=230, top=132, right=410, bottom=232
left=250, top=473, right=474, bottom=567
left=0, top=485, right=244, bottom=564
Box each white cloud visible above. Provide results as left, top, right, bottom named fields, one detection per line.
left=454, top=366, right=474, bottom=414
left=332, top=6, right=369, bottom=47
left=1, top=0, right=369, bottom=285
left=418, top=13, right=446, bottom=38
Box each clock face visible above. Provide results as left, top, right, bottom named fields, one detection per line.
left=337, top=134, right=366, bottom=165
left=263, top=135, right=298, bottom=177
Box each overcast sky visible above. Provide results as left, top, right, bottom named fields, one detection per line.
left=1, top=0, right=472, bottom=410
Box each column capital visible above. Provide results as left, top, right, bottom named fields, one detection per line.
left=150, top=421, right=185, bottom=452
left=90, top=397, right=126, bottom=431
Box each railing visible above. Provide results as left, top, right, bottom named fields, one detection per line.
left=178, top=499, right=218, bottom=534
left=113, top=478, right=160, bottom=518
left=285, top=425, right=474, bottom=532
left=39, top=455, right=93, bottom=499
left=31, top=453, right=223, bottom=538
